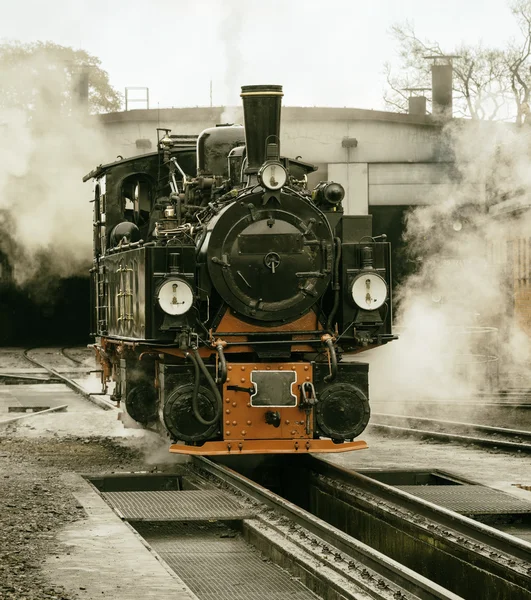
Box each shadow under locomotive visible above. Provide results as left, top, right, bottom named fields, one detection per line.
left=85, top=84, right=396, bottom=455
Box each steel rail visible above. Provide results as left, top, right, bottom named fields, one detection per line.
left=305, top=456, right=531, bottom=599
left=371, top=400, right=531, bottom=408
left=0, top=372, right=60, bottom=382
left=310, top=456, right=531, bottom=561
left=373, top=412, right=531, bottom=438
left=192, top=456, right=462, bottom=600
left=60, top=347, right=85, bottom=366
left=0, top=404, right=69, bottom=426
left=370, top=413, right=531, bottom=453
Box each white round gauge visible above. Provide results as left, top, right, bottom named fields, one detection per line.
left=258, top=161, right=288, bottom=191
left=351, top=273, right=388, bottom=311
left=158, top=279, right=194, bottom=315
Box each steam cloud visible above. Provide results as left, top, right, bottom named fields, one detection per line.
left=369, top=120, right=531, bottom=403
left=218, top=3, right=244, bottom=125
left=0, top=50, right=113, bottom=285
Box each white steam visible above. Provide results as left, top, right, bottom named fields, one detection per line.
left=218, top=3, right=244, bottom=124
left=0, top=51, right=113, bottom=283
left=370, top=120, right=531, bottom=402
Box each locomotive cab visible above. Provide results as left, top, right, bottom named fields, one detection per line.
left=85, top=84, right=395, bottom=455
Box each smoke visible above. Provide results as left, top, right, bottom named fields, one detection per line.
left=217, top=3, right=245, bottom=124
left=369, top=119, right=531, bottom=402
left=0, top=49, right=113, bottom=285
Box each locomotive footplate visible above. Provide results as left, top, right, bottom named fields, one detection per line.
left=169, top=439, right=368, bottom=455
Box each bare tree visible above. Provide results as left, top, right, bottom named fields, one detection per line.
left=385, top=2, right=531, bottom=122
left=507, top=1, right=531, bottom=123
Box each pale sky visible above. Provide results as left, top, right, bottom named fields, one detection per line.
left=0, top=0, right=521, bottom=110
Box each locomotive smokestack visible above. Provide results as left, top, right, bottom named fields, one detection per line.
left=74, top=66, right=90, bottom=111
left=240, top=84, right=283, bottom=173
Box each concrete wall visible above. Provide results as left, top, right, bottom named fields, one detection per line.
left=99, top=106, right=450, bottom=165
left=98, top=106, right=458, bottom=212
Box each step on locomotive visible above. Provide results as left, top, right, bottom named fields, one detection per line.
left=84, top=84, right=395, bottom=455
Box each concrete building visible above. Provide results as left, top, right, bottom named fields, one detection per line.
left=99, top=105, right=460, bottom=215
left=98, top=102, right=469, bottom=288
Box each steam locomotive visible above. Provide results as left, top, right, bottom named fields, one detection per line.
left=84, top=85, right=394, bottom=455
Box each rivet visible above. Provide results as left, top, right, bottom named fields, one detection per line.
left=304, top=366, right=309, bottom=371
left=241, top=430, right=246, bottom=435
left=225, top=398, right=230, bottom=403
left=247, top=420, right=252, bottom=425
left=306, top=376, right=310, bottom=381
left=226, top=420, right=230, bottom=425
left=247, top=402, right=251, bottom=407
left=292, top=366, right=296, bottom=370
left=241, top=366, right=245, bottom=371
left=228, top=366, right=233, bottom=371
left=226, top=431, right=231, bottom=436
left=266, top=366, right=271, bottom=370
left=279, top=366, right=283, bottom=370
left=253, top=366, right=258, bottom=370
left=227, top=378, right=231, bottom=383
left=232, top=401, right=237, bottom=407
left=241, top=378, right=245, bottom=383
left=232, top=420, right=237, bottom=426
left=291, top=430, right=296, bottom=435
left=226, top=409, right=231, bottom=414
left=285, top=420, right=290, bottom=424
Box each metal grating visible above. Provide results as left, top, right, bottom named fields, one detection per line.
left=397, top=485, right=531, bottom=514
left=136, top=521, right=317, bottom=600
left=102, top=490, right=254, bottom=521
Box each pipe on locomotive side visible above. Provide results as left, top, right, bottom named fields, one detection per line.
left=240, top=84, right=283, bottom=173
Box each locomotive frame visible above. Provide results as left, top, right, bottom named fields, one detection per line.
left=84, top=85, right=395, bottom=455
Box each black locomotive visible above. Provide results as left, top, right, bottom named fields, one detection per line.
left=84, top=85, right=394, bottom=455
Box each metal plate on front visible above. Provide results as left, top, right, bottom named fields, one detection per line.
left=397, top=485, right=531, bottom=515
left=250, top=370, right=297, bottom=407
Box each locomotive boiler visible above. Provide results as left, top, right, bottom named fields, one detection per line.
left=84, top=85, right=395, bottom=455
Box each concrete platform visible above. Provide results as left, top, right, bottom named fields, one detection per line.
left=45, top=473, right=199, bottom=600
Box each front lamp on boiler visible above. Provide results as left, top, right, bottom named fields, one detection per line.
left=157, top=279, right=194, bottom=315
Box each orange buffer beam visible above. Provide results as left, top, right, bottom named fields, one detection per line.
left=169, top=439, right=368, bottom=456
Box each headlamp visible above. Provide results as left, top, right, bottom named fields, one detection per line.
left=158, top=279, right=194, bottom=315
left=258, top=161, right=287, bottom=191
left=351, top=273, right=387, bottom=311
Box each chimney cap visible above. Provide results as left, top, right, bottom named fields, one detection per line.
left=424, top=54, right=461, bottom=64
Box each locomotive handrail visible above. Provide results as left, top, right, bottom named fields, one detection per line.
left=326, top=236, right=342, bottom=333
left=186, top=348, right=222, bottom=426
left=322, top=334, right=338, bottom=382
left=213, top=340, right=228, bottom=385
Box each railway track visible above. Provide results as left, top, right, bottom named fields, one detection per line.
left=19, top=348, right=115, bottom=411
left=59, top=347, right=84, bottom=365
left=369, top=413, right=531, bottom=453
left=0, top=347, right=94, bottom=384
left=89, top=455, right=531, bottom=600
left=2, top=350, right=530, bottom=598
left=225, top=454, right=531, bottom=598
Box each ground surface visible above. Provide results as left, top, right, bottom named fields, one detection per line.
left=1, top=347, right=531, bottom=598
left=0, top=434, right=148, bottom=600
left=0, top=362, right=172, bottom=600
